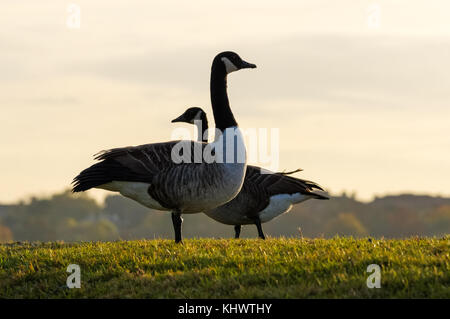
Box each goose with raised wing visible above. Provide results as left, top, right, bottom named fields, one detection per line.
left=72, top=51, right=256, bottom=243
left=171, top=107, right=330, bottom=239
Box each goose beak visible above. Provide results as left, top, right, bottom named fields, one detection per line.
left=171, top=115, right=186, bottom=123
left=241, top=60, right=257, bottom=69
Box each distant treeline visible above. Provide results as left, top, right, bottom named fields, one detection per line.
left=0, top=190, right=449, bottom=242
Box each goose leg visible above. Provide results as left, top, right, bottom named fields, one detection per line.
left=171, top=212, right=183, bottom=243
left=234, top=225, right=241, bottom=239
left=255, top=219, right=266, bottom=240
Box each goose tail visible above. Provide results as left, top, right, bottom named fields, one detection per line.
left=308, top=189, right=330, bottom=200
left=72, top=159, right=127, bottom=192
left=272, top=170, right=330, bottom=200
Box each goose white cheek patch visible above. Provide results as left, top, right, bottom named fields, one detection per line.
left=221, top=57, right=238, bottom=73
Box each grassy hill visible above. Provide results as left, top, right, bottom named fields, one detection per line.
left=0, top=237, right=449, bottom=298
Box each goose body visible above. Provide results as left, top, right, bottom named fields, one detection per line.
left=72, top=52, right=257, bottom=242
left=204, top=167, right=323, bottom=225
left=172, top=107, right=329, bottom=239
left=85, top=137, right=246, bottom=214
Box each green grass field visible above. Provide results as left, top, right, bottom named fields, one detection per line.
left=0, top=237, right=449, bottom=298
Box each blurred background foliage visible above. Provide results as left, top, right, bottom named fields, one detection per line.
left=0, top=190, right=449, bottom=242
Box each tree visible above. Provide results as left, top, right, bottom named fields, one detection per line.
left=0, top=224, right=13, bottom=242
left=324, top=213, right=368, bottom=237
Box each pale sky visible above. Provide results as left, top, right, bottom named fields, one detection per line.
left=1, top=1, right=450, bottom=203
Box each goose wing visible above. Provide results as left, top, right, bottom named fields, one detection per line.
left=245, top=165, right=325, bottom=194
left=72, top=140, right=206, bottom=195
left=232, top=165, right=328, bottom=219
left=94, top=141, right=187, bottom=176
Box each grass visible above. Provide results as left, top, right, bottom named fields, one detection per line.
left=0, top=237, right=449, bottom=298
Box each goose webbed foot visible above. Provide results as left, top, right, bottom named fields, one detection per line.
left=255, top=219, right=266, bottom=240
left=171, top=211, right=183, bottom=243
left=234, top=225, right=241, bottom=239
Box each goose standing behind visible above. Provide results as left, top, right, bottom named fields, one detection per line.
left=72, top=51, right=256, bottom=243
left=172, top=107, right=330, bottom=239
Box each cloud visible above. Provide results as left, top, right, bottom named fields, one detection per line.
left=1, top=1, right=450, bottom=202
left=67, top=35, right=450, bottom=113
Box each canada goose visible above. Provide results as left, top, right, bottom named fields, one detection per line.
left=72, top=51, right=256, bottom=243
left=172, top=107, right=330, bottom=239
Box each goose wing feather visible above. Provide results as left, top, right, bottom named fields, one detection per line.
left=73, top=140, right=207, bottom=192
left=94, top=141, right=186, bottom=175
left=223, top=165, right=327, bottom=219
left=246, top=165, right=325, bottom=196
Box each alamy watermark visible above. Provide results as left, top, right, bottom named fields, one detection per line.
left=170, top=125, right=280, bottom=172
left=366, top=264, right=381, bottom=288
left=67, top=264, right=81, bottom=288
left=367, top=3, right=381, bottom=29
left=66, top=3, right=81, bottom=29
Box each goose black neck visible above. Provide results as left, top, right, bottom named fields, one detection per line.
left=210, top=62, right=238, bottom=131
left=198, top=113, right=209, bottom=143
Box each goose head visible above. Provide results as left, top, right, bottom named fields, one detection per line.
left=171, top=107, right=206, bottom=124
left=213, top=51, right=257, bottom=75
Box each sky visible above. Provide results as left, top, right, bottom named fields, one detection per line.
left=1, top=1, right=450, bottom=203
